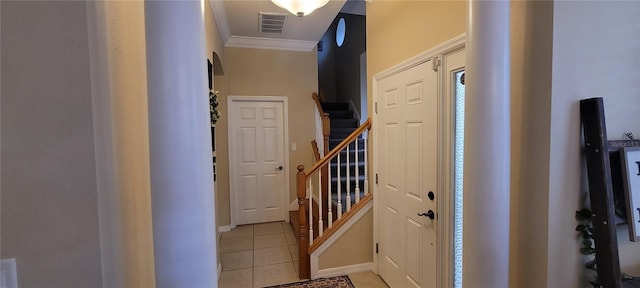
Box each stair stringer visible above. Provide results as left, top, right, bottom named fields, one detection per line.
left=309, top=200, right=373, bottom=279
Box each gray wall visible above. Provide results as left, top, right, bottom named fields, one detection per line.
left=318, top=13, right=366, bottom=114
left=1, top=2, right=103, bottom=287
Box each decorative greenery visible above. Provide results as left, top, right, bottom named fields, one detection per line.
left=576, top=208, right=599, bottom=287
left=210, top=90, right=221, bottom=126
left=577, top=209, right=639, bottom=287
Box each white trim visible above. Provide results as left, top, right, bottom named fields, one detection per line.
left=372, top=71, right=379, bottom=275
left=315, top=262, right=373, bottom=279
left=310, top=201, right=373, bottom=279
left=372, top=34, right=465, bottom=287
left=438, top=47, right=466, bottom=288
left=218, top=225, right=232, bottom=233
left=372, top=34, right=465, bottom=81
left=348, top=99, right=361, bottom=122
left=207, top=1, right=316, bottom=52
left=208, top=0, right=231, bottom=43
left=228, top=96, right=290, bottom=227
left=289, top=199, right=299, bottom=211
left=217, top=263, right=222, bottom=282
left=226, top=36, right=317, bottom=52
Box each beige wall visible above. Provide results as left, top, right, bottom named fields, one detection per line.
left=1, top=2, right=103, bottom=287
left=364, top=0, right=465, bottom=280
left=510, top=1, right=640, bottom=287
left=215, top=47, right=317, bottom=226
left=204, top=0, right=225, bottom=72
left=509, top=1, right=555, bottom=287
left=87, top=1, right=156, bottom=287
left=318, top=209, right=373, bottom=269
left=367, top=0, right=466, bottom=114
left=366, top=1, right=640, bottom=287
left=548, top=2, right=640, bottom=286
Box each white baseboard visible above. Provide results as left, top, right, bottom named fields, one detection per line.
left=289, top=200, right=298, bottom=211
left=218, top=225, right=232, bottom=233
left=316, top=262, right=373, bottom=279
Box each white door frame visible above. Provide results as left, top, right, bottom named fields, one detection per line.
left=372, top=34, right=465, bottom=287
left=227, top=96, right=290, bottom=228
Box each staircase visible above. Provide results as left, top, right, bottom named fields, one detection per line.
left=322, top=103, right=367, bottom=213
left=290, top=93, right=372, bottom=279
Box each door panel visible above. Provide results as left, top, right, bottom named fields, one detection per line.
left=232, top=100, right=286, bottom=225
left=378, top=61, right=437, bottom=288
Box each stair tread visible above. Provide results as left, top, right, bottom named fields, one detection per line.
left=331, top=119, right=358, bottom=123
left=330, top=175, right=367, bottom=181
left=326, top=111, right=353, bottom=118
left=321, top=102, right=350, bottom=110
left=330, top=161, right=365, bottom=167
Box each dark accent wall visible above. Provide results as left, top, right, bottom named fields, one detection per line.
left=318, top=13, right=366, bottom=114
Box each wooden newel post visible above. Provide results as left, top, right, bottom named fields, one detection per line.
left=297, top=165, right=310, bottom=279
left=322, top=113, right=330, bottom=153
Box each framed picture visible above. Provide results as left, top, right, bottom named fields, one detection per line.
left=207, top=59, right=213, bottom=90
left=621, top=147, right=640, bottom=241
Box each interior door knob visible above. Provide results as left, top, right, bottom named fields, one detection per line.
left=418, top=210, right=435, bottom=220
left=277, top=166, right=283, bottom=171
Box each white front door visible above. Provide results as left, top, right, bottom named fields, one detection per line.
left=229, top=98, right=287, bottom=225
left=377, top=61, right=438, bottom=288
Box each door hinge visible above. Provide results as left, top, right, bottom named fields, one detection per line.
left=432, top=56, right=440, bottom=71
left=375, top=102, right=378, bottom=114
left=376, top=243, right=379, bottom=254
left=375, top=173, right=378, bottom=184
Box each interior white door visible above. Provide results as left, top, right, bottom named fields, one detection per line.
left=377, top=61, right=438, bottom=288
left=231, top=100, right=286, bottom=225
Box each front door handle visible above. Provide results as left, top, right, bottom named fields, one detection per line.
left=418, top=210, right=435, bottom=220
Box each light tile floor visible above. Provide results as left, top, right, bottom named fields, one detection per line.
left=218, top=221, right=388, bottom=288
left=219, top=221, right=299, bottom=288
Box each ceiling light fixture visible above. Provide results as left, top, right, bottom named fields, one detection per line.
left=271, top=0, right=330, bottom=19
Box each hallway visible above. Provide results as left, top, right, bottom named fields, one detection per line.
left=218, top=221, right=388, bottom=288
left=219, top=222, right=299, bottom=287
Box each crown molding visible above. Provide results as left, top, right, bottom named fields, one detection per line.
left=209, top=0, right=231, bottom=43
left=209, top=0, right=317, bottom=52
left=226, top=36, right=317, bottom=52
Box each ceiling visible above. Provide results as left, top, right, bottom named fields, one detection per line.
left=209, top=0, right=365, bottom=51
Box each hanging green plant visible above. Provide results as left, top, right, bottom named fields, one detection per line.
left=210, top=90, right=221, bottom=126
left=576, top=208, right=599, bottom=287
left=576, top=209, right=640, bottom=287
left=576, top=209, right=602, bottom=287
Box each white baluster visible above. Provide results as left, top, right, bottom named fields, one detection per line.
left=346, top=142, right=351, bottom=211
left=318, top=171, right=323, bottom=236
left=337, top=153, right=342, bottom=220
left=355, top=136, right=360, bottom=204
left=364, top=132, right=369, bottom=195
left=328, top=158, right=333, bottom=228
left=308, top=177, right=313, bottom=245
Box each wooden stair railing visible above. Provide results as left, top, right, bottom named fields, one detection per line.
left=312, top=92, right=330, bottom=159
left=311, top=92, right=331, bottom=243
left=296, top=118, right=371, bottom=279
